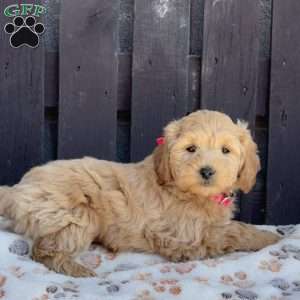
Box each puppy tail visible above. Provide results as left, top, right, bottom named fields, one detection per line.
left=0, top=186, right=12, bottom=218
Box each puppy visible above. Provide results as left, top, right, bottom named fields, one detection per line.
left=0, top=110, right=280, bottom=277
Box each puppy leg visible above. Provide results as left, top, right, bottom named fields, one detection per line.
left=204, top=221, right=281, bottom=257
left=144, top=227, right=203, bottom=262
left=145, top=221, right=280, bottom=262
left=32, top=224, right=96, bottom=278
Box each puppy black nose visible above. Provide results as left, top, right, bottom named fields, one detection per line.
left=200, top=166, right=215, bottom=180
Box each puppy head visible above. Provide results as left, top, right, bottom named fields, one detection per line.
left=154, top=110, right=260, bottom=198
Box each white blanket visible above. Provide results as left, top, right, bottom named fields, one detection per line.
left=0, top=219, right=299, bottom=300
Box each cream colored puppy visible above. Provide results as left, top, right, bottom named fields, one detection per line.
left=0, top=110, right=280, bottom=277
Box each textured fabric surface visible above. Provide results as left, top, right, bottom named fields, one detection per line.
left=0, top=219, right=299, bottom=300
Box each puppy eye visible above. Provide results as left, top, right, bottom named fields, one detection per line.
left=222, top=147, right=230, bottom=154
left=186, top=145, right=197, bottom=153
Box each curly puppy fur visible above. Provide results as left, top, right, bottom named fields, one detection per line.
left=0, top=110, right=280, bottom=277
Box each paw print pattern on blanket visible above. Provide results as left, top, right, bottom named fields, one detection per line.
left=220, top=272, right=256, bottom=289
left=0, top=223, right=300, bottom=300
left=8, top=239, right=29, bottom=256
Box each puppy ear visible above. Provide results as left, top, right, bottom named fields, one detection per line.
left=164, top=120, right=181, bottom=142
left=154, top=121, right=180, bottom=185
left=236, top=121, right=261, bottom=193
left=153, top=143, right=172, bottom=185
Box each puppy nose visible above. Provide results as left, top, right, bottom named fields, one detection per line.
left=200, top=166, right=215, bottom=180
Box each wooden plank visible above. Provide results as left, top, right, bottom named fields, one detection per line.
left=267, top=0, right=300, bottom=225
left=43, top=0, right=60, bottom=107
left=44, top=107, right=58, bottom=162
left=256, top=57, right=270, bottom=117
left=58, top=0, right=118, bottom=160
left=187, top=55, right=201, bottom=112
left=190, top=0, right=204, bottom=56
left=119, top=0, right=134, bottom=54
left=117, top=0, right=133, bottom=111
left=117, top=54, right=132, bottom=111
left=0, top=0, right=45, bottom=185
left=188, top=0, right=204, bottom=112
left=201, top=0, right=260, bottom=124
left=256, top=0, right=272, bottom=118
left=45, top=52, right=58, bottom=107
left=117, top=111, right=131, bottom=163
left=131, top=0, right=191, bottom=161
left=201, top=0, right=261, bottom=224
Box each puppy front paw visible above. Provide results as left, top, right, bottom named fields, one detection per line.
left=258, top=230, right=282, bottom=248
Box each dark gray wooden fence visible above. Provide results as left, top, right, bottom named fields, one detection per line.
left=0, top=0, right=299, bottom=225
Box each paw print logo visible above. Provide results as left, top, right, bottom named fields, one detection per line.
left=4, top=16, right=45, bottom=48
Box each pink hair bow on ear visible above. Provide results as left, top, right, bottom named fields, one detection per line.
left=156, top=137, right=165, bottom=146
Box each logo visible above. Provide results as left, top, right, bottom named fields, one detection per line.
left=3, top=4, right=46, bottom=48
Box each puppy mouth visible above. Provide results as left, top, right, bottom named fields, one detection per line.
left=201, top=177, right=216, bottom=186
left=202, top=179, right=212, bottom=186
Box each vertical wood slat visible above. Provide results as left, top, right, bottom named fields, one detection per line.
left=43, top=0, right=60, bottom=108
left=58, top=0, right=118, bottom=160
left=117, top=53, right=132, bottom=112
left=267, top=0, right=300, bottom=225
left=201, top=0, right=260, bottom=123
left=44, top=52, right=58, bottom=107
left=0, top=0, right=45, bottom=185
left=201, top=0, right=261, bottom=223
left=130, top=0, right=191, bottom=162
left=117, top=0, right=134, bottom=112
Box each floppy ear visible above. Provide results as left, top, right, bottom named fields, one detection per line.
left=153, top=120, right=180, bottom=185
left=236, top=121, right=261, bottom=193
